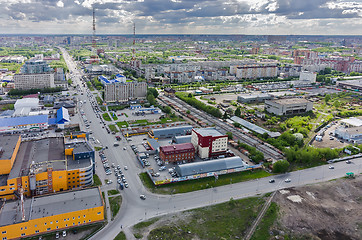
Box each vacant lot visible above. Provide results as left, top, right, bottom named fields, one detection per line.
left=132, top=176, right=362, bottom=240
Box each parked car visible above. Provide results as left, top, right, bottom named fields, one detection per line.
left=284, top=178, right=291, bottom=183
left=329, top=165, right=334, bottom=169
left=269, top=179, right=275, bottom=183
left=140, top=195, right=146, bottom=200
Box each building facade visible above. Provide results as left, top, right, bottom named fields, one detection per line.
left=14, top=73, right=55, bottom=90
left=235, top=64, right=278, bottom=79
left=20, top=60, right=53, bottom=74
left=334, top=126, right=362, bottom=144
left=191, top=128, right=228, bottom=159
left=159, top=143, right=195, bottom=163
left=0, top=188, right=104, bottom=240
left=265, top=98, right=313, bottom=116
left=104, top=81, right=147, bottom=103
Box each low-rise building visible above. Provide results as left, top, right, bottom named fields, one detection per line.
left=334, top=126, right=362, bottom=144
left=265, top=98, right=313, bottom=116
left=336, top=79, right=362, bottom=91
left=159, top=143, right=195, bottom=163
left=237, top=93, right=273, bottom=103
left=0, top=115, right=49, bottom=133
left=0, top=187, right=104, bottom=240
left=148, top=125, right=193, bottom=139
left=191, top=128, right=228, bottom=159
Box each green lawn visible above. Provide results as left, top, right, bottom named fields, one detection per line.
left=108, top=189, right=120, bottom=196
left=133, top=217, right=160, bottom=230
left=124, top=113, right=128, bottom=117
left=94, top=146, right=103, bottom=151
left=93, top=174, right=102, bottom=186
left=139, top=169, right=271, bottom=194
left=109, top=124, right=119, bottom=132
left=109, top=196, right=122, bottom=220
left=96, top=96, right=103, bottom=105
left=116, top=121, right=129, bottom=128
left=110, top=112, right=118, bottom=120
left=145, top=196, right=265, bottom=240
left=102, top=113, right=111, bottom=121
left=251, top=202, right=279, bottom=240
left=113, top=231, right=126, bottom=240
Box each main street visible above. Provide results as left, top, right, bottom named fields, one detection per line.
left=60, top=48, right=362, bottom=240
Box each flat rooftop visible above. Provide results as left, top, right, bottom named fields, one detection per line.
left=10, top=137, right=65, bottom=179
left=67, top=156, right=92, bottom=170
left=341, top=117, right=362, bottom=127
left=0, top=188, right=103, bottom=227
left=193, top=128, right=225, bottom=137
left=238, top=93, right=271, bottom=99
left=0, top=135, right=20, bottom=160
left=69, top=142, right=93, bottom=155
left=267, top=98, right=310, bottom=105
left=160, top=143, right=195, bottom=154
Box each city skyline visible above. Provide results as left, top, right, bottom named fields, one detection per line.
left=1, top=0, right=362, bottom=35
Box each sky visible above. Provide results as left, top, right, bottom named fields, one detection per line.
left=1, top=0, right=362, bottom=35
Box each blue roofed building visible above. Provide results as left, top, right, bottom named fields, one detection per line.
left=56, top=107, right=70, bottom=126
left=0, top=115, right=49, bottom=133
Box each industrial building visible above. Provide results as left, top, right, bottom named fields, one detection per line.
left=148, top=125, right=193, bottom=139
left=237, top=93, right=273, bottom=103
left=0, top=133, right=94, bottom=200
left=334, top=126, right=362, bottom=144
left=159, top=143, right=195, bottom=163
left=336, top=79, right=362, bottom=91
left=0, top=187, right=104, bottom=240
left=14, top=73, right=55, bottom=90
left=265, top=98, right=313, bottom=116
left=104, top=80, right=147, bottom=103
left=173, top=135, right=192, bottom=144
left=191, top=128, right=228, bottom=159
left=175, top=156, right=247, bottom=177
left=231, top=116, right=281, bottom=138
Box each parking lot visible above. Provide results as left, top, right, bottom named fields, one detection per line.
left=312, top=122, right=350, bottom=149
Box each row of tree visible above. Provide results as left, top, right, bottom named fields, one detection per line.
left=8, top=87, right=62, bottom=96
left=176, top=92, right=222, bottom=118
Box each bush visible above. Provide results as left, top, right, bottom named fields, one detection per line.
left=273, top=160, right=290, bottom=173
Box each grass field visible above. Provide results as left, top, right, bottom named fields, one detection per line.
left=251, top=202, right=279, bottom=240
left=139, top=169, right=271, bottom=194
left=96, top=96, right=103, bottom=105
left=110, top=112, right=118, bottom=120
left=116, top=121, right=129, bottom=128
left=102, top=113, right=111, bottom=121
left=142, top=196, right=266, bottom=240
left=113, top=231, right=126, bottom=240
left=93, top=174, right=102, bottom=186
left=107, top=189, right=120, bottom=196
left=109, top=196, right=122, bottom=220
left=108, top=124, right=119, bottom=132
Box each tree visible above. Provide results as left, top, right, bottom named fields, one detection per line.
left=147, top=88, right=158, bottom=98
left=234, top=107, right=241, bottom=117
left=223, top=111, right=228, bottom=119
left=147, top=93, right=156, bottom=106
left=226, top=132, right=233, bottom=140
left=163, top=106, right=171, bottom=114
left=188, top=93, right=193, bottom=98
left=324, top=94, right=331, bottom=104
left=273, top=160, right=290, bottom=173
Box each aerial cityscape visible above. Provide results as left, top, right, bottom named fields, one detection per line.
left=0, top=1, right=361, bottom=240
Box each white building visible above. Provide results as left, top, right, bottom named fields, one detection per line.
left=299, top=71, right=317, bottom=83
left=13, top=98, right=40, bottom=117
left=265, top=98, right=313, bottom=116
left=191, top=128, right=228, bottom=159
left=334, top=126, right=362, bottom=144
left=14, top=73, right=55, bottom=90
left=104, top=81, right=147, bottom=103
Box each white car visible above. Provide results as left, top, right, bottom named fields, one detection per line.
left=124, top=166, right=128, bottom=170
left=62, top=231, right=66, bottom=237
left=329, top=165, right=334, bottom=169
left=284, top=178, right=291, bottom=183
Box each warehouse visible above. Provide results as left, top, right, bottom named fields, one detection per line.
left=175, top=156, right=247, bottom=177
left=237, top=93, right=273, bottom=103
left=336, top=79, right=362, bottom=91
left=0, top=114, right=49, bottom=133
left=159, top=143, right=195, bottom=164
left=173, top=135, right=192, bottom=144
left=0, top=187, right=104, bottom=240
left=265, top=98, right=313, bottom=116
left=334, top=126, right=362, bottom=144
left=148, top=125, right=193, bottom=139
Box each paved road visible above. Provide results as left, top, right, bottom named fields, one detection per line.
left=60, top=48, right=362, bottom=240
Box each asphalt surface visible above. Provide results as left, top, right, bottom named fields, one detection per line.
left=60, top=48, right=362, bottom=240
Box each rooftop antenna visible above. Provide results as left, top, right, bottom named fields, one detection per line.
left=92, top=7, right=97, bottom=55
left=131, top=22, right=136, bottom=66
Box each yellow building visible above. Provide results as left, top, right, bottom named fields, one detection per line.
left=0, top=187, right=104, bottom=240
left=0, top=135, right=95, bottom=200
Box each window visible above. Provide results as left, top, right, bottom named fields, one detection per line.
left=73, top=217, right=75, bottom=220
left=0, top=189, right=4, bottom=192
left=83, top=215, right=86, bottom=218
left=2, top=231, right=6, bottom=234
left=56, top=220, right=58, bottom=223
left=47, top=228, right=51, bottom=231
left=50, top=221, right=53, bottom=224
left=56, top=226, right=59, bottom=229
left=9, top=187, right=14, bottom=190
left=35, top=225, right=37, bottom=227
left=3, top=237, right=7, bottom=240
left=35, top=230, right=39, bottom=233
left=44, top=223, right=47, bottom=225
left=21, top=233, right=25, bottom=237
left=97, top=212, right=101, bottom=215
left=21, top=228, right=23, bottom=230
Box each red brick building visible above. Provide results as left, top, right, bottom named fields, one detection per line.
left=159, top=143, right=195, bottom=163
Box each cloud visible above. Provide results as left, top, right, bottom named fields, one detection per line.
left=0, top=0, right=361, bottom=34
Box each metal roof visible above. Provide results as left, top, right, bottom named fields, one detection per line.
left=147, top=138, right=160, bottom=150
left=341, top=117, right=362, bottom=127
left=193, top=128, right=224, bottom=137
left=56, top=107, right=70, bottom=124
left=0, top=114, right=48, bottom=127
left=173, top=135, right=192, bottom=144
left=151, top=125, right=193, bottom=138
left=175, top=156, right=246, bottom=177
left=231, top=116, right=281, bottom=138
left=160, top=143, right=195, bottom=154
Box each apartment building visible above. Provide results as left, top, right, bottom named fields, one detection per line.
left=104, top=81, right=147, bottom=103
left=235, top=64, right=278, bottom=79
left=14, top=73, right=55, bottom=90
left=265, top=98, right=313, bottom=116
left=191, top=128, right=228, bottom=159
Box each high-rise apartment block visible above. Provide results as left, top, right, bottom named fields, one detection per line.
left=104, top=81, right=147, bottom=103
left=14, top=73, right=55, bottom=90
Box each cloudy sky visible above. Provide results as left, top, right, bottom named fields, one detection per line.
left=1, top=0, right=362, bottom=35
